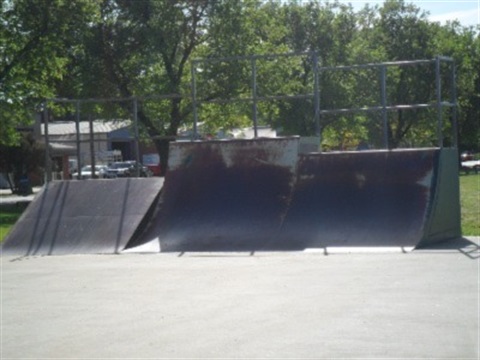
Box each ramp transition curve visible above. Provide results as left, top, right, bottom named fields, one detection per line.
left=133, top=138, right=461, bottom=251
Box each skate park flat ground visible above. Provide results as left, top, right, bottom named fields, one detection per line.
left=2, top=238, right=479, bottom=359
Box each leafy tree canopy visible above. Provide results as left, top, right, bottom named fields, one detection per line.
left=1, top=0, right=479, bottom=161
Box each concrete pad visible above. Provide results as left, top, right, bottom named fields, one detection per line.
left=1, top=238, right=478, bottom=359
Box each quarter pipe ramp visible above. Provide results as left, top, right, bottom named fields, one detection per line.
left=133, top=138, right=461, bottom=252
left=2, top=178, right=164, bottom=256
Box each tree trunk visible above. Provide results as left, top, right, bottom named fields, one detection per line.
left=154, top=139, right=170, bottom=177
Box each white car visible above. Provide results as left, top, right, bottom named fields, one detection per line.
left=73, top=165, right=108, bottom=179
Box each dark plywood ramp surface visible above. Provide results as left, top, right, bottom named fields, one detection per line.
left=134, top=138, right=299, bottom=251
left=280, top=149, right=438, bottom=248
left=2, top=178, right=163, bottom=256
left=138, top=140, right=460, bottom=252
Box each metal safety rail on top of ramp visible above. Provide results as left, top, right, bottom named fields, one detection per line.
left=133, top=137, right=461, bottom=252
left=1, top=178, right=164, bottom=256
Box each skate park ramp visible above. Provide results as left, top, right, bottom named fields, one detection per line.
left=132, top=138, right=461, bottom=252
left=280, top=147, right=461, bottom=249
left=1, top=178, right=164, bottom=256
left=130, top=138, right=300, bottom=252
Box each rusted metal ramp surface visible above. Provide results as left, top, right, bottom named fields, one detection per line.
left=134, top=138, right=299, bottom=251
left=281, top=148, right=460, bottom=249
left=2, top=178, right=164, bottom=256
left=135, top=139, right=460, bottom=252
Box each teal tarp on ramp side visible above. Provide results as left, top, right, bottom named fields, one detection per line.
left=418, top=148, right=462, bottom=247
left=1, top=178, right=164, bottom=256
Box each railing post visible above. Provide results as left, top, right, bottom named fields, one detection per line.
left=450, top=60, right=458, bottom=148
left=43, top=103, right=52, bottom=183
left=133, top=97, right=140, bottom=177
left=380, top=65, right=389, bottom=149
left=75, top=101, right=82, bottom=180
left=313, top=52, right=321, bottom=150
left=89, top=114, right=95, bottom=178
left=251, top=57, right=258, bottom=138
left=435, top=56, right=443, bottom=148
left=191, top=62, right=198, bottom=140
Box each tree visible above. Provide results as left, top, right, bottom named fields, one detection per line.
left=70, top=0, right=213, bottom=174
left=0, top=132, right=44, bottom=192
left=431, top=21, right=480, bottom=151
left=0, top=0, right=97, bottom=146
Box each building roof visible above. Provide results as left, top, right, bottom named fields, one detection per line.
left=41, top=120, right=130, bottom=136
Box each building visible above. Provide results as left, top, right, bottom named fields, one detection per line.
left=42, top=119, right=133, bottom=161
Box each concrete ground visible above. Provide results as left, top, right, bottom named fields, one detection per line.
left=1, top=238, right=479, bottom=359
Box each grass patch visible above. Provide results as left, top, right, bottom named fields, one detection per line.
left=460, top=173, right=480, bottom=236
left=0, top=204, right=26, bottom=243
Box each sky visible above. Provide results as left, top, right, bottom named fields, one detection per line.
left=343, top=0, right=480, bottom=27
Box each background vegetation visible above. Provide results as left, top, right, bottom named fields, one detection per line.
left=459, top=173, right=480, bottom=236
left=0, top=204, right=25, bottom=242
left=1, top=0, right=479, bottom=173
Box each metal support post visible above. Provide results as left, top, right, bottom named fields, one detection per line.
left=313, top=52, right=321, bottom=149
left=380, top=65, right=389, bottom=149
left=75, top=101, right=82, bottom=180
left=251, top=57, right=258, bottom=138
left=133, top=97, right=141, bottom=177
left=191, top=63, right=198, bottom=140
left=435, top=56, right=443, bottom=147
left=43, top=104, right=52, bottom=183
left=450, top=61, right=458, bottom=148
left=89, top=114, right=96, bottom=177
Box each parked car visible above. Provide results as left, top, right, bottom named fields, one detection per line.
left=125, top=161, right=153, bottom=177
left=461, top=151, right=474, bottom=161
left=105, top=162, right=132, bottom=178
left=73, top=165, right=108, bottom=179
left=106, top=161, right=152, bottom=178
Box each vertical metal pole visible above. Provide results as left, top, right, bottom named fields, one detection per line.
left=435, top=56, right=443, bottom=148
left=89, top=114, right=95, bottom=178
left=380, top=65, right=389, bottom=149
left=251, top=57, right=258, bottom=138
left=450, top=60, right=458, bottom=148
left=75, top=101, right=82, bottom=180
left=133, top=97, right=140, bottom=177
left=43, top=103, right=52, bottom=183
left=191, top=62, right=198, bottom=140
left=313, top=53, right=321, bottom=148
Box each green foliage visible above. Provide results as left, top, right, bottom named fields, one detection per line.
left=0, top=205, right=25, bottom=243
left=0, top=0, right=98, bottom=146
left=0, top=132, right=44, bottom=189
left=1, top=0, right=479, bottom=154
left=459, top=173, right=480, bottom=236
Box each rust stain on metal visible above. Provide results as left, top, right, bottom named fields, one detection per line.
left=280, top=149, right=439, bottom=248
left=157, top=137, right=299, bottom=251
left=151, top=141, right=448, bottom=251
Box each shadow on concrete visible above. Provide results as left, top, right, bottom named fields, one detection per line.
left=415, top=237, right=479, bottom=259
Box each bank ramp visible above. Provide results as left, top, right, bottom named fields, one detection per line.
left=133, top=138, right=460, bottom=252
left=2, top=178, right=163, bottom=256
